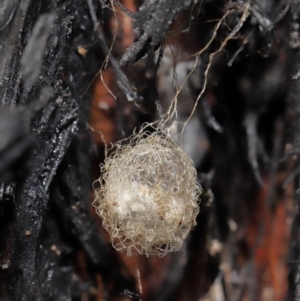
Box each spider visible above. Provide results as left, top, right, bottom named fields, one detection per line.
left=117, top=0, right=192, bottom=66
left=89, top=0, right=192, bottom=104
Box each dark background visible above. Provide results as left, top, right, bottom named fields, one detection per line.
left=0, top=0, right=299, bottom=300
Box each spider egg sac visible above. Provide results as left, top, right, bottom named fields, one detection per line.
left=93, top=126, right=202, bottom=257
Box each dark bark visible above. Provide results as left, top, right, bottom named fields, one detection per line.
left=0, top=0, right=300, bottom=300
left=0, top=0, right=139, bottom=300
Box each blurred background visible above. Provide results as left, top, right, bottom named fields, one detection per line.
left=0, top=0, right=299, bottom=300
